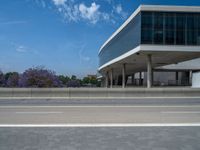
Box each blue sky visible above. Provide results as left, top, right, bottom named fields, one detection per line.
left=0, top=0, right=200, bottom=77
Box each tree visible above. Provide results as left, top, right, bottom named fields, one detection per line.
left=82, top=77, right=90, bottom=84
left=0, top=71, right=5, bottom=87
left=71, top=75, right=77, bottom=80
left=82, top=76, right=98, bottom=87
left=18, top=67, right=61, bottom=87
left=58, top=75, right=70, bottom=86
left=90, top=76, right=98, bottom=85
left=67, top=80, right=81, bottom=87
left=6, top=72, right=19, bottom=87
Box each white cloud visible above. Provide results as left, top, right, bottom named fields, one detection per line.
left=52, top=1, right=105, bottom=24
left=104, top=0, right=113, bottom=4
left=79, top=2, right=100, bottom=24
left=33, top=0, right=47, bottom=8
left=113, top=4, right=128, bottom=19
left=41, top=0, right=46, bottom=8
left=52, top=0, right=67, bottom=6
left=32, top=0, right=128, bottom=24
left=115, top=4, right=122, bottom=14
left=16, top=46, right=28, bottom=53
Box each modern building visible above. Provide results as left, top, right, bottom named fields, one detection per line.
left=98, top=5, right=200, bottom=88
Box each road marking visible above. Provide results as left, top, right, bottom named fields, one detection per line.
left=15, top=111, right=63, bottom=114
left=1, top=105, right=200, bottom=108
left=0, top=123, right=200, bottom=127
left=0, top=97, right=200, bottom=99
left=162, top=111, right=200, bottom=114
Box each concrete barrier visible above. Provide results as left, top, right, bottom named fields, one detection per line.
left=0, top=88, right=200, bottom=99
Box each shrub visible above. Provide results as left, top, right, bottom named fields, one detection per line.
left=58, top=75, right=70, bottom=86
left=5, top=72, right=19, bottom=87
left=18, top=67, right=61, bottom=87
left=67, top=80, right=81, bottom=87
left=0, top=71, right=5, bottom=87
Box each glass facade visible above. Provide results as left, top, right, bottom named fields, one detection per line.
left=99, top=11, right=200, bottom=68
left=141, top=11, right=200, bottom=45
left=99, top=13, right=141, bottom=67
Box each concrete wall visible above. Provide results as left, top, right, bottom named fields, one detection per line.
left=143, top=72, right=176, bottom=86
left=0, top=88, right=200, bottom=99
left=192, top=72, right=200, bottom=88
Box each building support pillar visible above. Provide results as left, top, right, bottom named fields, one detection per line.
left=105, top=71, right=109, bottom=88
left=139, top=72, right=142, bottom=86
left=176, top=71, right=179, bottom=85
left=110, top=69, right=113, bottom=88
left=147, top=54, right=152, bottom=88
left=189, top=70, right=193, bottom=86
left=132, top=74, right=135, bottom=85
left=122, top=64, right=126, bottom=88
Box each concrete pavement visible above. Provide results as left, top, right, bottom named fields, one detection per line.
left=0, top=105, right=200, bottom=125
left=1, top=98, right=200, bottom=150
left=1, top=127, right=200, bottom=150
left=1, top=97, right=200, bottom=106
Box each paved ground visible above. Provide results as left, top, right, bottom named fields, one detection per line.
left=0, top=98, right=200, bottom=149
left=0, top=105, right=200, bottom=125
left=0, top=98, right=200, bottom=106
left=0, top=127, right=200, bottom=150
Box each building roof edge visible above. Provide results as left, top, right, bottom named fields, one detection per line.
left=98, top=5, right=200, bottom=54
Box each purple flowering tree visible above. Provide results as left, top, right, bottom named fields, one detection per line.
left=0, top=71, right=5, bottom=87
left=5, top=72, right=19, bottom=87
left=18, top=67, right=61, bottom=87
left=67, top=80, right=81, bottom=87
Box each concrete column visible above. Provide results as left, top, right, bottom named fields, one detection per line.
left=147, top=54, right=152, bottom=88
left=105, top=72, right=109, bottom=88
left=139, top=72, right=142, bottom=86
left=132, top=74, right=135, bottom=85
left=110, top=69, right=113, bottom=88
left=122, top=64, right=126, bottom=88
left=176, top=71, right=179, bottom=85
left=189, top=71, right=192, bottom=86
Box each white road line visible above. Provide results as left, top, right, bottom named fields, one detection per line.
left=15, top=111, right=63, bottom=114
left=0, top=97, right=200, bottom=99
left=162, top=111, right=200, bottom=114
left=0, top=123, right=200, bottom=127
left=0, top=105, right=200, bottom=108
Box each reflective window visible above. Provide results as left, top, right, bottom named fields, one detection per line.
left=99, top=13, right=141, bottom=67
left=187, top=14, right=197, bottom=45
left=197, top=16, right=200, bottom=45
left=165, top=13, right=175, bottom=44
left=154, top=13, right=164, bottom=44
left=141, top=12, right=153, bottom=44
left=141, top=12, right=200, bottom=46
left=176, top=14, right=186, bottom=45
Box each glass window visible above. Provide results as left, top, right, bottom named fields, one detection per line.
left=141, top=12, right=200, bottom=46
left=141, top=12, right=153, bottom=29
left=187, top=14, right=196, bottom=45
left=141, top=12, right=153, bottom=44
left=165, top=30, right=174, bottom=44
left=165, top=13, right=175, bottom=44
left=154, top=13, right=164, bottom=44
left=197, top=16, right=200, bottom=45
left=141, top=29, right=153, bottom=44
left=176, top=14, right=186, bottom=45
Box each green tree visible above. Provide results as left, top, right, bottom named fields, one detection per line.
left=58, top=75, right=70, bottom=85
left=71, top=75, right=77, bottom=80
left=82, top=77, right=90, bottom=84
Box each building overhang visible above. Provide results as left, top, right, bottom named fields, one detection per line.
left=99, top=45, right=200, bottom=75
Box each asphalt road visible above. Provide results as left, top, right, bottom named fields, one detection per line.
left=0, top=97, right=200, bottom=106
left=0, top=98, right=200, bottom=150
left=0, top=127, right=200, bottom=150
left=0, top=104, right=200, bottom=125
